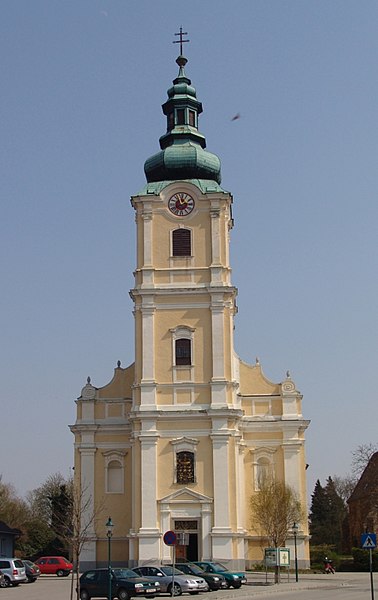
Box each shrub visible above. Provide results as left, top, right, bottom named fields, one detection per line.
left=352, top=548, right=378, bottom=572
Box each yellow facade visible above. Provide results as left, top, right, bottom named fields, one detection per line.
left=70, top=53, right=310, bottom=571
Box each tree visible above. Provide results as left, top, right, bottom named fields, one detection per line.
left=351, top=443, right=378, bottom=478
left=309, top=477, right=347, bottom=552
left=324, top=477, right=347, bottom=551
left=52, top=482, right=104, bottom=600
left=309, top=480, right=329, bottom=546
left=0, top=476, right=31, bottom=547
left=332, top=474, right=357, bottom=504
left=250, top=477, right=304, bottom=582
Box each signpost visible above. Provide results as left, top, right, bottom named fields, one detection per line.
left=164, top=531, right=177, bottom=597
left=361, top=533, right=376, bottom=600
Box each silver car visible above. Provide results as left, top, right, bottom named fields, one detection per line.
left=133, top=565, right=208, bottom=596
left=0, top=558, right=27, bottom=587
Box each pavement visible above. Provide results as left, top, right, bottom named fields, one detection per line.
left=208, top=571, right=371, bottom=598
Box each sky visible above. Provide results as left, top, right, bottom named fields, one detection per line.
left=1, top=0, right=377, bottom=501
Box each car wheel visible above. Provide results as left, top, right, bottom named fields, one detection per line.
left=2, top=577, right=11, bottom=588
left=80, top=589, right=91, bottom=600
left=168, top=583, right=182, bottom=596
left=27, top=576, right=37, bottom=583
left=118, top=588, right=130, bottom=600
left=57, top=569, right=65, bottom=577
left=225, top=581, right=232, bottom=589
left=232, top=582, right=241, bottom=589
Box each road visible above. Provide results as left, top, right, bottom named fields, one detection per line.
left=0, top=572, right=375, bottom=600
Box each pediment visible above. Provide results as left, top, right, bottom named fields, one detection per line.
left=159, top=487, right=213, bottom=505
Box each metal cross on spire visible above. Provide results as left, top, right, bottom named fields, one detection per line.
left=173, top=27, right=189, bottom=55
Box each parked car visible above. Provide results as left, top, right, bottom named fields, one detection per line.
left=0, top=558, right=27, bottom=587
left=0, top=571, right=6, bottom=588
left=21, top=560, right=41, bottom=583
left=193, top=562, right=246, bottom=589
left=79, top=568, right=160, bottom=600
left=35, top=556, right=73, bottom=577
left=133, top=565, right=208, bottom=596
left=174, top=562, right=227, bottom=591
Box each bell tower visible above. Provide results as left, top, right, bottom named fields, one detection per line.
left=129, top=41, right=242, bottom=562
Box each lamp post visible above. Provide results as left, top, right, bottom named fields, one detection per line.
left=106, top=517, right=114, bottom=600
left=292, top=522, right=299, bottom=582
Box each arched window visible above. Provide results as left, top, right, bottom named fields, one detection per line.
left=107, top=460, right=123, bottom=493
left=175, top=338, right=191, bottom=365
left=172, top=228, right=191, bottom=257
left=176, top=451, right=195, bottom=484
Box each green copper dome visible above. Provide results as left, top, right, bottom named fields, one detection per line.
left=144, top=55, right=221, bottom=184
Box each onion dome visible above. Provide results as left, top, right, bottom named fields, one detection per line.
left=144, top=55, right=221, bottom=184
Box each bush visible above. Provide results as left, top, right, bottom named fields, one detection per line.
left=310, top=544, right=339, bottom=570
left=352, top=548, right=378, bottom=572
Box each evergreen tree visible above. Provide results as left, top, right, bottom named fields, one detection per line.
left=309, top=477, right=347, bottom=552
left=324, top=476, right=347, bottom=551
left=309, top=479, right=329, bottom=545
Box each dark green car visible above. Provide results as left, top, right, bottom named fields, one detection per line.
left=79, top=568, right=160, bottom=600
left=193, top=561, right=246, bottom=589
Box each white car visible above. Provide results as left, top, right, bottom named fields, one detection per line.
left=133, top=565, right=208, bottom=596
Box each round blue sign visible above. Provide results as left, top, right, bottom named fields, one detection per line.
left=163, top=530, right=177, bottom=546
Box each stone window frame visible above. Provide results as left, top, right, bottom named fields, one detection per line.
left=252, top=447, right=276, bottom=491
left=171, top=437, right=199, bottom=485
left=103, top=450, right=127, bottom=494
left=170, top=326, right=195, bottom=369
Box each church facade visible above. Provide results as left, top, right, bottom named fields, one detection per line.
left=70, top=47, right=310, bottom=570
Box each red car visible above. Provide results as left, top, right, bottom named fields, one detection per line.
left=35, top=556, right=73, bottom=577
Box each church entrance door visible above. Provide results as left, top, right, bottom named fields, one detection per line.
left=174, top=520, right=199, bottom=561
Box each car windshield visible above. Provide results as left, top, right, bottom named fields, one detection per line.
left=160, top=566, right=184, bottom=576
left=211, top=562, right=228, bottom=572
left=113, top=568, right=140, bottom=579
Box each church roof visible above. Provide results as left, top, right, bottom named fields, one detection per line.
left=144, top=53, right=221, bottom=185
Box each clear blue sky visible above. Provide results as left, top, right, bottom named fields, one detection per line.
left=1, top=0, right=377, bottom=499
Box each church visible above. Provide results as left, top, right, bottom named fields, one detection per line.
left=70, top=36, right=310, bottom=571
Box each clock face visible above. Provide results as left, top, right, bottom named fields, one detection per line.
left=168, top=192, right=195, bottom=216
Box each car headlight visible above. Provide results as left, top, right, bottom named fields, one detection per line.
left=213, top=577, right=219, bottom=581
left=135, top=583, right=143, bottom=588
left=186, top=579, right=197, bottom=584
left=232, top=575, right=238, bottom=580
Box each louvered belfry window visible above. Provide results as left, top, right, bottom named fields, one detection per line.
left=172, top=228, right=191, bottom=256
left=175, top=338, right=191, bottom=365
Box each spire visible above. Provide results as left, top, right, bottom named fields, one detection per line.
left=144, top=31, right=221, bottom=184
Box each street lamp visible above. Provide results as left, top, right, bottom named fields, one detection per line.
left=106, top=517, right=114, bottom=600
left=292, top=522, right=299, bottom=582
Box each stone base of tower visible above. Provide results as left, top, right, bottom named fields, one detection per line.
left=211, top=529, right=246, bottom=571
left=79, top=539, right=97, bottom=572
left=137, top=529, right=161, bottom=562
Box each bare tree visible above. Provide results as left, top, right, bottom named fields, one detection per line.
left=332, top=474, right=357, bottom=504
left=250, top=477, right=305, bottom=582
left=351, top=443, right=378, bottom=478
left=53, top=483, right=103, bottom=600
